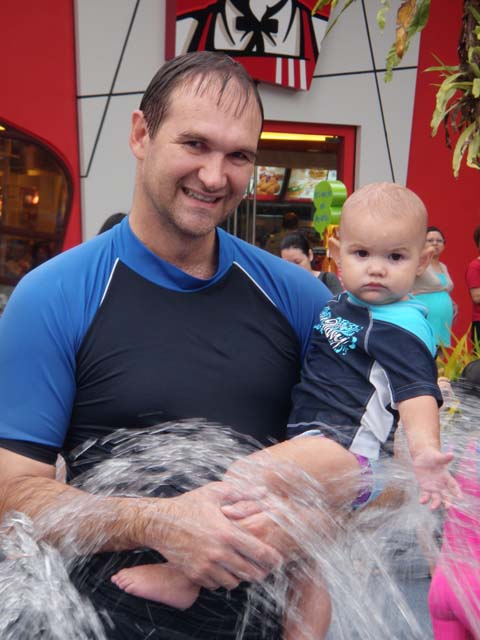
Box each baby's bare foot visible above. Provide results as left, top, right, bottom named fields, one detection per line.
left=111, top=563, right=199, bottom=609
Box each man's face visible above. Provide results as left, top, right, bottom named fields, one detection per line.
left=137, top=80, right=262, bottom=239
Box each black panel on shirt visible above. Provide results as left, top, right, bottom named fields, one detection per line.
left=65, top=261, right=301, bottom=633
left=0, top=438, right=58, bottom=464
left=68, top=260, right=300, bottom=460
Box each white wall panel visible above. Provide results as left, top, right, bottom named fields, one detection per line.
left=80, top=95, right=138, bottom=239
left=77, top=96, right=108, bottom=176
left=314, top=1, right=373, bottom=76
left=376, top=68, right=418, bottom=185
left=75, top=0, right=137, bottom=95
left=114, top=0, right=166, bottom=93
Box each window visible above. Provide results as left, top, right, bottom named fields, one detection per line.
left=0, top=123, right=72, bottom=297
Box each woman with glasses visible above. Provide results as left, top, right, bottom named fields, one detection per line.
left=412, top=226, right=456, bottom=348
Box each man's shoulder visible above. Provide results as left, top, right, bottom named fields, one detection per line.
left=11, top=233, right=116, bottom=308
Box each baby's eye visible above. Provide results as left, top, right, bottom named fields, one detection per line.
left=356, top=250, right=368, bottom=258
left=389, top=253, right=404, bottom=262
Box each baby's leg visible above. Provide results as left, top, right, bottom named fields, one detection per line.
left=284, top=568, right=331, bottom=640
left=111, top=562, right=199, bottom=609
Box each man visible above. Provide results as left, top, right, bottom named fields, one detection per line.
left=466, top=224, right=480, bottom=345
left=0, top=52, right=330, bottom=639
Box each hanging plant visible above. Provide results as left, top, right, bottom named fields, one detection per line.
left=312, top=1, right=480, bottom=177
left=312, top=0, right=431, bottom=80
left=427, top=0, right=480, bottom=177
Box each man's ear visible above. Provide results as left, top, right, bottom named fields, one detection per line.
left=328, top=236, right=341, bottom=265
left=129, top=110, right=150, bottom=160
left=417, top=245, right=433, bottom=276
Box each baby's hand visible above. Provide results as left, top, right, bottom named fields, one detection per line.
left=412, top=447, right=462, bottom=510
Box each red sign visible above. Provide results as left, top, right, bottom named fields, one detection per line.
left=165, top=1, right=331, bottom=91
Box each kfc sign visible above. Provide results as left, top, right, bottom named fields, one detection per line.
left=165, top=1, right=331, bottom=90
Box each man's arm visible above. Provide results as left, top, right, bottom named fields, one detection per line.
left=0, top=448, right=281, bottom=590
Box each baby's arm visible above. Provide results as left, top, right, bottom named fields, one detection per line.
left=398, top=395, right=460, bottom=509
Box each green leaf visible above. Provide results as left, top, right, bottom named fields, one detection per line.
left=384, top=0, right=431, bottom=82
left=376, top=0, right=390, bottom=32
left=311, top=0, right=334, bottom=12
left=468, top=3, right=480, bottom=24
left=384, top=43, right=400, bottom=82
left=466, top=126, right=480, bottom=168
left=452, top=121, right=476, bottom=177
left=468, top=46, right=480, bottom=63
left=473, top=78, right=480, bottom=97
left=408, top=0, right=431, bottom=32
left=324, top=0, right=356, bottom=36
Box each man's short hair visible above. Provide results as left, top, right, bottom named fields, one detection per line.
left=139, top=51, right=264, bottom=138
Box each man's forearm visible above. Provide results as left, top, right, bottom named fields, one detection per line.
left=0, top=475, right=160, bottom=555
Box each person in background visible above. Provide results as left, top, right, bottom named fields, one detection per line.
left=280, top=232, right=343, bottom=296
left=264, top=210, right=299, bottom=255
left=98, top=212, right=128, bottom=234
left=466, top=224, right=480, bottom=346
left=412, top=226, right=456, bottom=349
left=428, top=359, right=480, bottom=639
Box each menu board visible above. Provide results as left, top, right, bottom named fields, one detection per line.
left=255, top=166, right=286, bottom=198
left=286, top=168, right=330, bottom=200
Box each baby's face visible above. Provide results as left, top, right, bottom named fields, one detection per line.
left=336, top=209, right=427, bottom=305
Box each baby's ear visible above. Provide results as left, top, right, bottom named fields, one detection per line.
left=417, top=245, right=433, bottom=276
left=328, top=236, right=341, bottom=264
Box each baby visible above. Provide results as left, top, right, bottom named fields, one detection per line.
left=112, top=183, right=459, bottom=639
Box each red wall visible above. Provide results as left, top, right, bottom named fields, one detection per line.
left=2, top=0, right=81, bottom=249
left=407, top=1, right=479, bottom=340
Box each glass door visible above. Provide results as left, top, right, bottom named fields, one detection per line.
left=224, top=121, right=355, bottom=264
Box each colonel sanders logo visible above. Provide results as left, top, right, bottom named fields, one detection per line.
left=168, top=1, right=331, bottom=90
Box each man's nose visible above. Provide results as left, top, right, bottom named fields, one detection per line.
left=198, top=154, right=227, bottom=192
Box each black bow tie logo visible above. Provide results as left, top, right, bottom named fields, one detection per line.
left=232, top=0, right=290, bottom=54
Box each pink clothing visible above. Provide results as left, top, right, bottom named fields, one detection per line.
left=466, top=257, right=480, bottom=322
left=429, top=444, right=480, bottom=639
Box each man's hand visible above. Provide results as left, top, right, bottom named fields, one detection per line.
left=412, top=446, right=462, bottom=510
left=141, top=481, right=282, bottom=591
left=222, top=493, right=338, bottom=561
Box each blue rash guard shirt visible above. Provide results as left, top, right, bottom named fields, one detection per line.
left=0, top=218, right=329, bottom=461
left=0, top=217, right=330, bottom=639
left=288, top=292, right=443, bottom=459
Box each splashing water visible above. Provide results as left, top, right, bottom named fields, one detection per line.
left=1, top=386, right=480, bottom=639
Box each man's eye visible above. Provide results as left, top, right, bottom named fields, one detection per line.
left=184, top=140, right=203, bottom=150
left=230, top=152, right=250, bottom=163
